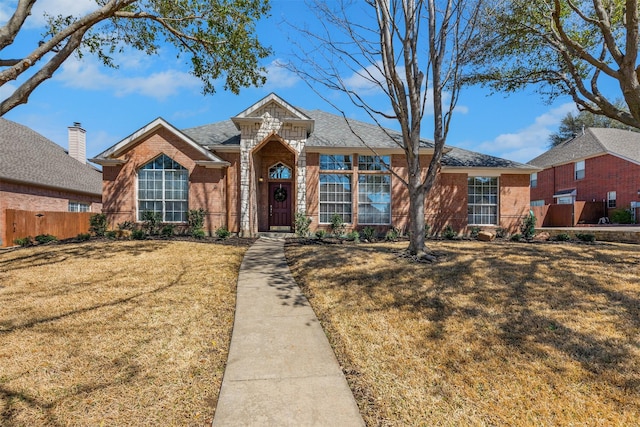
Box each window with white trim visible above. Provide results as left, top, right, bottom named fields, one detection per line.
left=358, top=174, right=391, bottom=224
left=575, top=160, right=585, bottom=180
left=530, top=200, right=545, bottom=207
left=530, top=172, right=538, bottom=188
left=607, top=191, right=617, bottom=208
left=319, top=174, right=352, bottom=223
left=357, top=155, right=391, bottom=224
left=138, top=154, right=188, bottom=222
left=269, top=162, right=292, bottom=179
left=468, top=177, right=498, bottom=225
left=69, top=201, right=90, bottom=212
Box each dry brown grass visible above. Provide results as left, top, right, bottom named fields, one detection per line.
left=0, top=240, right=249, bottom=426
left=285, top=239, right=640, bottom=426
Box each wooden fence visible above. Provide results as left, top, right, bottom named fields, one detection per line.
left=531, top=201, right=605, bottom=228
left=4, top=209, right=93, bottom=247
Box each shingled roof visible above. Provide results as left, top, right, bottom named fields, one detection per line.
left=182, top=107, right=534, bottom=170
left=0, top=118, right=102, bottom=196
left=528, top=127, right=640, bottom=168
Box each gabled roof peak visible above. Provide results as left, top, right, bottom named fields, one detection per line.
left=231, top=92, right=314, bottom=133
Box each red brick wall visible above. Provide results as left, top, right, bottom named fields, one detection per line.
left=499, top=174, right=531, bottom=232
left=305, top=152, right=531, bottom=235
left=101, top=128, right=228, bottom=233
left=531, top=154, right=640, bottom=209
left=0, top=180, right=101, bottom=246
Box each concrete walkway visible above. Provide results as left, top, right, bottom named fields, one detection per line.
left=212, top=237, right=365, bottom=427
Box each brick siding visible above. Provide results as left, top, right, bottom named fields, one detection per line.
left=531, top=154, right=640, bottom=209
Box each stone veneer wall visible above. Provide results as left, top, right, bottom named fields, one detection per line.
left=238, top=103, right=308, bottom=236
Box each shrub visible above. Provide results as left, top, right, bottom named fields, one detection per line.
left=360, top=226, right=376, bottom=242
left=14, top=237, right=32, bottom=247
left=215, top=226, right=230, bottom=239
left=424, top=224, right=432, bottom=238
left=469, top=226, right=481, bottom=239
left=329, top=213, right=346, bottom=237
left=131, top=229, right=146, bottom=240
left=510, top=233, right=522, bottom=242
left=89, top=213, right=107, bottom=237
left=443, top=225, right=457, bottom=240
left=141, top=211, right=162, bottom=235
left=555, top=233, right=571, bottom=242
left=294, top=212, right=312, bottom=237
left=315, top=229, right=327, bottom=240
left=576, top=232, right=596, bottom=242
left=495, top=227, right=508, bottom=239
left=346, top=230, right=360, bottom=243
left=188, top=208, right=207, bottom=237
left=117, top=221, right=135, bottom=230
left=385, top=227, right=399, bottom=242
left=520, top=211, right=536, bottom=240
left=35, top=234, right=57, bottom=244
left=105, top=230, right=117, bottom=240
left=161, top=224, right=175, bottom=237
left=77, top=233, right=91, bottom=241
left=610, top=209, right=633, bottom=224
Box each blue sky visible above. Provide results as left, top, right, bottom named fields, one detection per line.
left=1, top=0, right=585, bottom=164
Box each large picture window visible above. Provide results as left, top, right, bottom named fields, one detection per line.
left=138, top=154, right=188, bottom=222
left=358, top=174, right=391, bottom=224
left=468, top=177, right=498, bottom=225
left=319, top=174, right=352, bottom=223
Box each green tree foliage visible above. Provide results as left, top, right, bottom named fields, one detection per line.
left=549, top=105, right=639, bottom=146
left=469, top=0, right=640, bottom=129
left=0, top=0, right=271, bottom=115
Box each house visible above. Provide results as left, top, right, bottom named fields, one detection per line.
left=528, top=127, right=640, bottom=219
left=91, top=93, right=537, bottom=236
left=0, top=119, right=103, bottom=246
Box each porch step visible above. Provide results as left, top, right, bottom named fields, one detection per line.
left=256, top=232, right=296, bottom=239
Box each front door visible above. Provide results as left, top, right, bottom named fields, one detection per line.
left=269, top=182, right=292, bottom=230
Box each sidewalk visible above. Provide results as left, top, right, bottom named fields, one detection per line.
left=212, top=237, right=365, bottom=426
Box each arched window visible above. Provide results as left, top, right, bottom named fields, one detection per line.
left=138, top=154, right=188, bottom=222
left=269, top=162, right=292, bottom=180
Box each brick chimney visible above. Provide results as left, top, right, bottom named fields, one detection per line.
left=68, top=122, right=86, bottom=163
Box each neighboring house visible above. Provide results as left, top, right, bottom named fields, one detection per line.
left=529, top=127, right=640, bottom=214
left=91, top=93, right=537, bottom=236
left=0, top=119, right=103, bottom=246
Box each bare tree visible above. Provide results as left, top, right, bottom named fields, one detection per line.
left=0, top=0, right=270, bottom=116
left=289, top=0, right=484, bottom=257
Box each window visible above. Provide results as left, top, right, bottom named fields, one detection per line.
left=269, top=162, right=292, bottom=179
left=530, top=200, right=545, bottom=207
left=530, top=172, right=537, bottom=188
left=468, top=177, right=498, bottom=225
left=575, top=160, right=585, bottom=180
left=358, top=155, right=390, bottom=171
left=607, top=191, right=617, bottom=208
left=557, top=197, right=573, bottom=204
left=69, top=201, right=90, bottom=212
left=138, top=154, right=188, bottom=222
left=320, top=154, right=352, bottom=171
left=358, top=174, right=391, bottom=224
left=319, top=174, right=352, bottom=223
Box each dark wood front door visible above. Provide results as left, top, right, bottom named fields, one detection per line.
left=269, top=182, right=292, bottom=230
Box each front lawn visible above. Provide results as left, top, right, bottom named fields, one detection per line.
left=0, top=240, right=248, bottom=426
left=285, top=240, right=640, bottom=426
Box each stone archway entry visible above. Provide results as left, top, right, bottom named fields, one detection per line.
left=268, top=182, right=292, bottom=230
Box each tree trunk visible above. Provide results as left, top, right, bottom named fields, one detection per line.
left=407, top=171, right=426, bottom=256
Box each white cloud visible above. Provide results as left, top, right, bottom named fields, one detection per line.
left=55, top=56, right=200, bottom=101
left=0, top=82, right=17, bottom=103
left=475, top=102, right=577, bottom=163
left=343, top=62, right=386, bottom=95
left=28, top=0, right=98, bottom=28
left=264, top=60, right=300, bottom=89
